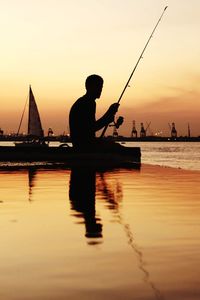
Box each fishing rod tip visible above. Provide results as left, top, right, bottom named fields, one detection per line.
left=164, top=6, right=168, bottom=10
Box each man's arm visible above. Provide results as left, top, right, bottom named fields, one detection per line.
left=95, top=103, right=119, bottom=131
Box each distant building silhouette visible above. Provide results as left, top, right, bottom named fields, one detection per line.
left=140, top=122, right=146, bottom=138
left=171, top=122, right=177, bottom=138
left=131, top=120, right=137, bottom=138
left=188, top=123, right=191, bottom=138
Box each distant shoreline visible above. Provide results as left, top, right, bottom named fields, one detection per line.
left=0, top=135, right=200, bottom=142
left=104, top=136, right=200, bottom=142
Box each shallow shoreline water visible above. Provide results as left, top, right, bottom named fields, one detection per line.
left=124, top=141, right=200, bottom=171
left=0, top=164, right=200, bottom=300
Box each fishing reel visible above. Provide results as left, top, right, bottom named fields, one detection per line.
left=109, top=116, right=124, bottom=129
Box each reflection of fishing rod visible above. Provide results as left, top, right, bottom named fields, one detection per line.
left=101, top=6, right=168, bottom=138
left=120, top=220, right=165, bottom=300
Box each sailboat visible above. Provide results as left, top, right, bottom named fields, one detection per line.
left=15, top=86, right=47, bottom=147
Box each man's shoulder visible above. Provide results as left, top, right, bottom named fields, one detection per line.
left=72, top=95, right=85, bottom=105
left=72, top=95, right=95, bottom=109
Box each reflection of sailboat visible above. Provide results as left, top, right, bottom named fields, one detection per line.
left=28, top=168, right=37, bottom=201
left=16, top=86, right=47, bottom=147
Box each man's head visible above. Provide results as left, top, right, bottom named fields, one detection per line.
left=85, top=74, right=103, bottom=99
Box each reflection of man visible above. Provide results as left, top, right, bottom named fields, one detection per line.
left=69, top=74, right=120, bottom=152
left=69, top=168, right=102, bottom=239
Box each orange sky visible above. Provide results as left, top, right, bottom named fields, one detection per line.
left=0, top=0, right=200, bottom=136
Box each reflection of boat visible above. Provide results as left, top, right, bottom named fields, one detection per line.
left=0, top=145, right=141, bottom=168
left=15, top=86, right=47, bottom=147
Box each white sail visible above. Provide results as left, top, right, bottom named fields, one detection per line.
left=28, top=86, right=44, bottom=137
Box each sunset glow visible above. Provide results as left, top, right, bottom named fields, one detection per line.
left=0, top=0, right=200, bottom=136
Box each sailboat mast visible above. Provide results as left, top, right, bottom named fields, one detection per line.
left=28, top=85, right=32, bottom=135
left=17, top=92, right=29, bottom=135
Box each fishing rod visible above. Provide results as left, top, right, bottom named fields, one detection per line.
left=101, top=6, right=168, bottom=138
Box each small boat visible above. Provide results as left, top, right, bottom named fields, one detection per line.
left=0, top=86, right=141, bottom=168
left=15, top=86, right=48, bottom=147
left=0, top=144, right=141, bottom=168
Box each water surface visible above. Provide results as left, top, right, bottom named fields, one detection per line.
left=0, top=165, right=200, bottom=300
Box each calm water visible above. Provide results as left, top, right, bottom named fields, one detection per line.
left=123, top=141, right=200, bottom=171
left=0, top=142, right=200, bottom=299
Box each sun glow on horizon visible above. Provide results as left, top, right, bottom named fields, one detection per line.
left=0, top=0, right=200, bottom=136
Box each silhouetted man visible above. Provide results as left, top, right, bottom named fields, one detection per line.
left=69, top=74, right=119, bottom=152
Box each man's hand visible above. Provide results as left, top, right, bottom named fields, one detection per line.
left=106, top=103, right=120, bottom=123
left=108, top=103, right=120, bottom=115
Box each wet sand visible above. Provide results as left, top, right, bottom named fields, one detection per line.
left=0, top=164, right=200, bottom=300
